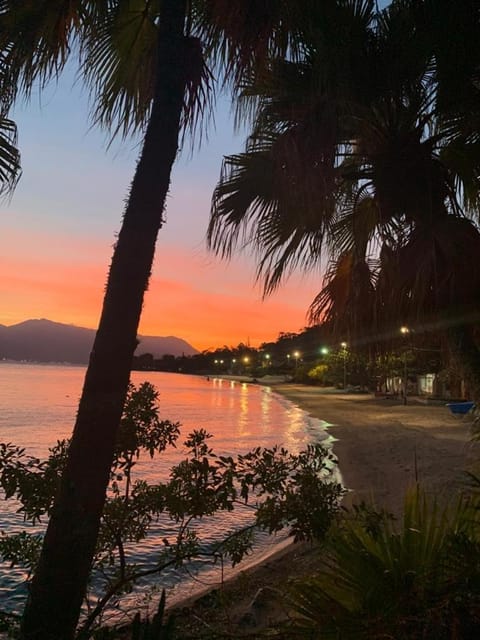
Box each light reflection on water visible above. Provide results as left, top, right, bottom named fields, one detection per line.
left=0, top=363, right=333, bottom=617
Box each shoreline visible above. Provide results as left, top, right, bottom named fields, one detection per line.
left=169, top=382, right=479, bottom=633
left=212, top=377, right=477, bottom=514
left=272, top=384, right=477, bottom=515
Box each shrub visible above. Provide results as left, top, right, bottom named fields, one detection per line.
left=0, top=382, right=343, bottom=637
left=284, top=489, right=480, bottom=639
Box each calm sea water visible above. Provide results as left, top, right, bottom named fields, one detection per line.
left=0, top=363, right=333, bottom=620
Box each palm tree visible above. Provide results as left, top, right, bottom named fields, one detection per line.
left=7, top=3, right=196, bottom=637
left=208, top=0, right=480, bottom=396
left=0, top=46, right=21, bottom=193
left=0, top=1, right=317, bottom=637
left=208, top=0, right=383, bottom=305
left=0, top=111, right=20, bottom=191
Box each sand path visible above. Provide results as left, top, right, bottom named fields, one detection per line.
left=272, top=385, right=478, bottom=515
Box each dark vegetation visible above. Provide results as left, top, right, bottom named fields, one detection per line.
left=0, top=382, right=342, bottom=638
left=133, top=324, right=459, bottom=397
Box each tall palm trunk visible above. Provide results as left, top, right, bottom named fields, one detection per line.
left=447, top=324, right=480, bottom=403
left=21, top=1, right=188, bottom=638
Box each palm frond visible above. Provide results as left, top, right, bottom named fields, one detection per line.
left=208, top=117, right=341, bottom=294
left=81, top=0, right=157, bottom=139
left=0, top=0, right=90, bottom=97
left=440, top=137, right=480, bottom=217
left=194, top=0, right=313, bottom=91
left=0, top=114, right=20, bottom=195
left=81, top=1, right=214, bottom=143
left=377, top=216, right=480, bottom=329
left=286, top=489, right=480, bottom=639
left=308, top=251, right=377, bottom=337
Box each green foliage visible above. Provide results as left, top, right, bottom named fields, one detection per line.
left=213, top=527, right=255, bottom=568
left=0, top=382, right=342, bottom=635
left=235, top=444, right=342, bottom=542
left=114, top=383, right=180, bottom=466
left=0, top=530, right=42, bottom=575
left=307, top=364, right=328, bottom=385
left=0, top=439, right=68, bottom=522
left=285, top=489, right=480, bottom=639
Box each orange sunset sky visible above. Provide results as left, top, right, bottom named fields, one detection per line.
left=0, top=67, right=322, bottom=352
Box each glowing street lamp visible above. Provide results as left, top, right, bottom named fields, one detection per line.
left=340, top=342, right=348, bottom=389
left=293, top=351, right=300, bottom=369
left=400, top=326, right=410, bottom=405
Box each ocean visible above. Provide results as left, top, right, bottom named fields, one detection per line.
left=0, top=362, right=333, bottom=621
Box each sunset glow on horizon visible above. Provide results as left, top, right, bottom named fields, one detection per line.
left=0, top=69, right=323, bottom=353
left=0, top=231, right=321, bottom=352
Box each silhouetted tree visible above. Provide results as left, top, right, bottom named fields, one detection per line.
left=0, top=2, right=318, bottom=637
left=208, top=0, right=480, bottom=398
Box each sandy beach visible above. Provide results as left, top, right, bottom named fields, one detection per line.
left=273, top=384, right=478, bottom=516
left=172, top=383, right=479, bottom=635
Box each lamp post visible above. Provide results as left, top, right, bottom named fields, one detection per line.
left=400, top=326, right=410, bottom=405
left=341, top=342, right=347, bottom=390
left=293, top=351, right=300, bottom=370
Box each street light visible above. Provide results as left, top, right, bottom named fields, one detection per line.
left=293, top=351, right=300, bottom=369
left=400, top=326, right=410, bottom=405
left=340, top=342, right=348, bottom=390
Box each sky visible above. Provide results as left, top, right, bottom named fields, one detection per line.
left=0, top=63, right=322, bottom=352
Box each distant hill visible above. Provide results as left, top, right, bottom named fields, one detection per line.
left=0, top=319, right=198, bottom=364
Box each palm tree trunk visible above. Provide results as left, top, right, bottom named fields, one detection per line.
left=447, top=324, right=480, bottom=402
left=21, top=1, right=188, bottom=638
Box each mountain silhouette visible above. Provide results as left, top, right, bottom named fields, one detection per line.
left=0, top=319, right=198, bottom=364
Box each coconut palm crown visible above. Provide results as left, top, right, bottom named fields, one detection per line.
left=208, top=0, right=480, bottom=393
